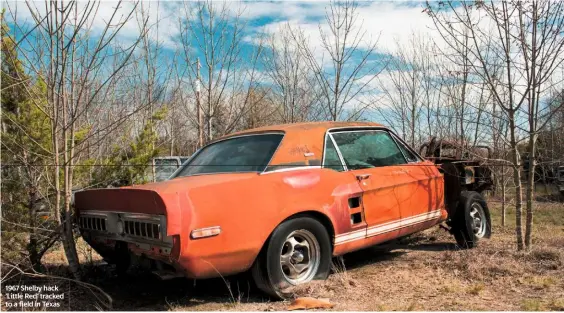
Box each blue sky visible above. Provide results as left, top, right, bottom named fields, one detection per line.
left=1, top=0, right=455, bottom=125
left=3, top=1, right=437, bottom=69
left=6, top=1, right=562, bottom=141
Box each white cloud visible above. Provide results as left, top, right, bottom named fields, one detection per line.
left=234, top=1, right=327, bottom=21
left=4, top=1, right=182, bottom=49
left=5, top=0, right=562, bottom=102
left=4, top=1, right=437, bottom=55
left=252, top=2, right=436, bottom=54
left=358, top=2, right=435, bottom=53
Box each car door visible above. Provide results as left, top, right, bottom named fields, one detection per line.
left=391, top=134, right=445, bottom=236
left=322, top=134, right=368, bottom=245
left=329, top=129, right=415, bottom=241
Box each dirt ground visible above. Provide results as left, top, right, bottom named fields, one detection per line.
left=4, top=200, right=564, bottom=311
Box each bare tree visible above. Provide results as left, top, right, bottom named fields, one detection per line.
left=177, top=1, right=265, bottom=144
left=6, top=0, right=147, bottom=276
left=135, top=1, right=176, bottom=179
left=375, top=34, right=431, bottom=147
left=262, top=24, right=322, bottom=123
left=516, top=1, right=564, bottom=247
left=427, top=0, right=564, bottom=250
left=292, top=0, right=385, bottom=121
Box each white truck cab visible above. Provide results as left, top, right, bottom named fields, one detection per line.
left=151, top=156, right=190, bottom=182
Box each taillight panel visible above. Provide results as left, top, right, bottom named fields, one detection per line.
left=78, top=211, right=172, bottom=247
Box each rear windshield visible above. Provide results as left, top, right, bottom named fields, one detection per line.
left=174, top=133, right=283, bottom=177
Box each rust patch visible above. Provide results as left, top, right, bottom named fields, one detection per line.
left=288, top=145, right=312, bottom=156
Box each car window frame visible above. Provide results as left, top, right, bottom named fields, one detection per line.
left=323, top=127, right=416, bottom=171
left=389, top=133, right=424, bottom=164
left=321, top=132, right=348, bottom=172
left=170, top=132, right=285, bottom=178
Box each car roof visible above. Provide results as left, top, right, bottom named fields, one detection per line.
left=213, top=121, right=387, bottom=171
left=224, top=121, right=383, bottom=136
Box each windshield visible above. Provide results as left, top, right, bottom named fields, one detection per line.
left=174, top=133, right=283, bottom=177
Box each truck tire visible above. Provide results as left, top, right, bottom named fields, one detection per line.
left=452, top=191, right=491, bottom=249
left=251, top=217, right=332, bottom=299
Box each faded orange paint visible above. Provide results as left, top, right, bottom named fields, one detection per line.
left=75, top=121, right=446, bottom=280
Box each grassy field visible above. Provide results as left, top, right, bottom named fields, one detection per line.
left=4, top=199, right=564, bottom=311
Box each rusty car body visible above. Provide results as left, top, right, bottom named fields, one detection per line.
left=75, top=122, right=492, bottom=298
left=418, top=137, right=494, bottom=217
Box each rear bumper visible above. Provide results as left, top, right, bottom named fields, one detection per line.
left=83, top=233, right=257, bottom=279
left=83, top=234, right=177, bottom=265
left=79, top=210, right=178, bottom=270
left=79, top=210, right=257, bottom=279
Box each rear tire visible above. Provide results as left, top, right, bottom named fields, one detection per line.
left=251, top=217, right=332, bottom=299
left=451, top=191, right=491, bottom=249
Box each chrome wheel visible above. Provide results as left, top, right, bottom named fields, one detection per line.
left=279, top=229, right=320, bottom=285
left=470, top=202, right=487, bottom=238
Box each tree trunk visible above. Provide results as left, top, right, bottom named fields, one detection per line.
left=509, top=113, right=524, bottom=250
left=525, top=133, right=537, bottom=249
left=62, top=200, right=80, bottom=278
left=62, top=91, right=81, bottom=280
left=27, top=186, right=41, bottom=272
left=501, top=168, right=506, bottom=227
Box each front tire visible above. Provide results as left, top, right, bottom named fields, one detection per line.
left=452, top=191, right=491, bottom=249
left=251, top=217, right=332, bottom=299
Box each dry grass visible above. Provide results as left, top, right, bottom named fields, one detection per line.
left=41, top=238, right=104, bottom=267
left=18, top=200, right=564, bottom=311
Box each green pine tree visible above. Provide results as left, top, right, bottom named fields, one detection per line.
left=88, top=107, right=167, bottom=187
left=1, top=12, right=56, bottom=271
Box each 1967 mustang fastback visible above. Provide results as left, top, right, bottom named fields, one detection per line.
left=75, top=121, right=491, bottom=298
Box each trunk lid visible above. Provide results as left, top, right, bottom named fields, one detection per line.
left=74, top=173, right=258, bottom=235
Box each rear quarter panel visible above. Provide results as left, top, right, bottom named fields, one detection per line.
left=178, top=168, right=360, bottom=278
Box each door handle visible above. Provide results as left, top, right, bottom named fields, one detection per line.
left=356, top=174, right=371, bottom=181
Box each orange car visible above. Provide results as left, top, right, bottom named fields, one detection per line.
left=75, top=121, right=491, bottom=298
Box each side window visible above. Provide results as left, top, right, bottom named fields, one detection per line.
left=393, top=136, right=421, bottom=163
left=331, top=131, right=407, bottom=170
left=322, top=136, right=345, bottom=172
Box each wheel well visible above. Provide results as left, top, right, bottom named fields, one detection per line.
left=284, top=211, right=335, bottom=246
left=259, top=211, right=335, bottom=255
left=251, top=210, right=336, bottom=270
